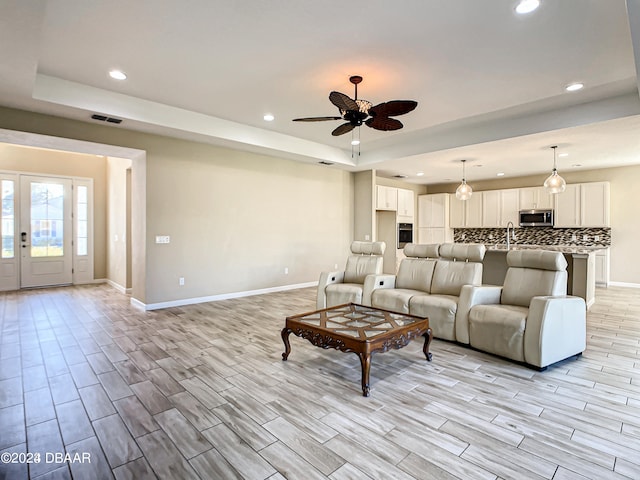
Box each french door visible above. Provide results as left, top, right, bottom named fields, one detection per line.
left=0, top=173, right=93, bottom=290
left=20, top=175, right=73, bottom=287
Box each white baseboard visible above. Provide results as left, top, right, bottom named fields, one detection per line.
left=131, top=281, right=318, bottom=311
left=75, top=278, right=107, bottom=285
left=106, top=279, right=132, bottom=294
left=608, top=281, right=640, bottom=289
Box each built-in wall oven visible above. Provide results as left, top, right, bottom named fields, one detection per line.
left=398, top=223, right=413, bottom=248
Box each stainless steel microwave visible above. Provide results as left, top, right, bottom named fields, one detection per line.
left=519, top=209, right=553, bottom=227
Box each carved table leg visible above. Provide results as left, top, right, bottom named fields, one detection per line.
left=423, top=328, right=433, bottom=361
left=357, top=352, right=371, bottom=397
left=281, top=327, right=292, bottom=361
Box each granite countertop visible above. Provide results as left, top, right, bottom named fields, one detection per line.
left=483, top=244, right=607, bottom=254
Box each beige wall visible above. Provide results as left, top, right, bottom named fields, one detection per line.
left=107, top=156, right=132, bottom=289
left=0, top=143, right=107, bottom=279
left=0, top=107, right=354, bottom=305
left=427, top=165, right=640, bottom=285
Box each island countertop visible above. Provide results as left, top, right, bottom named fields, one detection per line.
left=483, top=244, right=606, bottom=255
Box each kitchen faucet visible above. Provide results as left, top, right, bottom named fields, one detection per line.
left=506, top=221, right=515, bottom=250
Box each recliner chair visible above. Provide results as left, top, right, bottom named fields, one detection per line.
left=457, top=249, right=586, bottom=369
left=316, top=241, right=386, bottom=309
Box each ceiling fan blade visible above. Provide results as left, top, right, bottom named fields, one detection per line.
left=369, top=100, right=418, bottom=117
left=331, top=122, right=356, bottom=136
left=329, top=91, right=359, bottom=112
left=365, top=117, right=403, bottom=131
left=293, top=116, right=343, bottom=122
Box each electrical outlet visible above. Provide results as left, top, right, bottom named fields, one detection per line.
left=284, top=267, right=289, bottom=275
left=365, top=234, right=370, bottom=241
left=571, top=234, right=577, bottom=242
left=334, top=264, right=338, bottom=270
left=583, top=235, right=589, bottom=241
left=488, top=234, right=493, bottom=240
left=179, top=277, right=184, bottom=286
left=155, top=235, right=170, bottom=244
left=594, top=235, right=600, bottom=242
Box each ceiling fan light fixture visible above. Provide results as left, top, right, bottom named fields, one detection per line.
left=543, top=145, right=567, bottom=194
left=455, top=159, right=473, bottom=200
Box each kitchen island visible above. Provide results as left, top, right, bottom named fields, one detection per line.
left=482, top=244, right=601, bottom=309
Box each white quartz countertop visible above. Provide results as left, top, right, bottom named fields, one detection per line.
left=483, top=244, right=607, bottom=254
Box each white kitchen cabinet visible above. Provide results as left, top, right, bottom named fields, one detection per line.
left=595, top=248, right=610, bottom=286
left=519, top=187, right=553, bottom=210
left=500, top=189, right=520, bottom=226
left=581, top=182, right=610, bottom=227
left=397, top=188, right=415, bottom=218
left=482, top=190, right=500, bottom=228
left=554, top=184, right=581, bottom=227
left=418, top=193, right=448, bottom=228
left=449, top=192, right=483, bottom=228
left=554, top=182, right=610, bottom=228
left=449, top=194, right=465, bottom=228
left=376, top=185, right=397, bottom=211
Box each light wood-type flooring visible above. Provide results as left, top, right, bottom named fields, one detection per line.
left=0, top=284, right=639, bottom=479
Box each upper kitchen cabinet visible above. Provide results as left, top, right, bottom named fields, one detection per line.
left=482, top=189, right=519, bottom=228
left=581, top=182, right=610, bottom=227
left=449, top=192, right=482, bottom=228
left=554, top=182, right=610, bottom=228
left=519, top=187, right=553, bottom=210
left=397, top=188, right=415, bottom=219
left=418, top=193, right=448, bottom=228
left=376, top=185, right=398, bottom=211
left=418, top=193, right=452, bottom=243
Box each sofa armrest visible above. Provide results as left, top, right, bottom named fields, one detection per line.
left=362, top=274, right=396, bottom=307
left=316, top=270, right=345, bottom=309
left=524, top=295, right=586, bottom=368
left=455, top=284, right=503, bottom=344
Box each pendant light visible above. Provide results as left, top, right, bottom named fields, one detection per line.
left=455, top=159, right=473, bottom=200
left=543, top=145, right=566, bottom=194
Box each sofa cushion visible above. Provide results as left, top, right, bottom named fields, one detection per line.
left=326, top=283, right=363, bottom=306
left=468, top=304, right=529, bottom=362
left=409, top=294, right=459, bottom=341
left=343, top=255, right=383, bottom=284
left=395, top=258, right=437, bottom=292
left=371, top=288, right=423, bottom=314
left=501, top=268, right=567, bottom=308
left=431, top=261, right=482, bottom=297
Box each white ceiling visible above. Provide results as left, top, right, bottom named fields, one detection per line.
left=2, top=0, right=640, bottom=184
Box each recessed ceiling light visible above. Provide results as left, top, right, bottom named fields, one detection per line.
left=515, top=0, right=540, bottom=14
left=109, top=70, right=127, bottom=80
left=263, top=113, right=275, bottom=122
left=416, top=172, right=424, bottom=176
left=565, top=82, right=584, bottom=92
left=558, top=153, right=569, bottom=157
left=497, top=172, right=505, bottom=177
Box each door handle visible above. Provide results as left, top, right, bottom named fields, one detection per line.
left=21, top=232, right=27, bottom=242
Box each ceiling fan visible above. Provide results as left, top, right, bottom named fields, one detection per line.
left=293, top=75, right=418, bottom=137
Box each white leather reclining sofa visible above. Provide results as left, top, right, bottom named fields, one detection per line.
left=456, top=249, right=586, bottom=369
left=316, top=241, right=386, bottom=309
left=371, top=243, right=486, bottom=341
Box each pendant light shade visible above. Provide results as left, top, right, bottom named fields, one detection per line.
left=455, top=159, right=472, bottom=200
left=543, top=146, right=566, bottom=194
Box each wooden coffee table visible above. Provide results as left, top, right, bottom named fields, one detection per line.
left=281, top=303, right=432, bottom=396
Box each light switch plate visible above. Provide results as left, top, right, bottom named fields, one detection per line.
left=155, top=235, right=170, bottom=244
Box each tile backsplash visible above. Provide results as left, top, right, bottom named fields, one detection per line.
left=454, top=227, right=611, bottom=247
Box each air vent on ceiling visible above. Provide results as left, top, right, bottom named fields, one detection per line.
left=91, top=114, right=123, bottom=124
left=318, top=161, right=334, bottom=165
left=393, top=174, right=408, bottom=179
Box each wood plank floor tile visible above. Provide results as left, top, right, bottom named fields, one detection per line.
left=24, top=387, right=56, bottom=426
left=201, top=423, right=276, bottom=480
left=259, top=441, right=329, bottom=480
left=0, top=404, right=26, bottom=450
left=213, top=403, right=276, bottom=451
left=167, top=391, right=221, bottom=431
left=113, top=394, right=160, bottom=438
left=129, top=380, right=173, bottom=416
left=26, top=419, right=65, bottom=478
left=78, top=384, right=117, bottom=420
left=93, top=413, right=143, bottom=468
left=136, top=429, right=200, bottom=480
left=112, top=457, right=157, bottom=480
left=153, top=408, right=212, bottom=459
left=66, top=436, right=114, bottom=480
left=189, top=448, right=244, bottom=480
